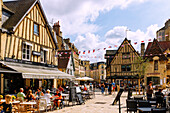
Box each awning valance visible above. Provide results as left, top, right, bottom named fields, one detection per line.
left=0, top=61, right=75, bottom=80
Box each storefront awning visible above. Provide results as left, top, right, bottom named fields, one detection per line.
left=0, top=61, right=75, bottom=80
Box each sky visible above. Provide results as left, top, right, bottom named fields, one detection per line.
left=4, top=0, right=170, bottom=63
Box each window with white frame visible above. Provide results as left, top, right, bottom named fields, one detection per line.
left=41, top=49, right=47, bottom=63
left=22, top=43, right=31, bottom=60
left=34, top=23, right=39, bottom=36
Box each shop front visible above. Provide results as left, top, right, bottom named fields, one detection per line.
left=0, top=61, right=75, bottom=95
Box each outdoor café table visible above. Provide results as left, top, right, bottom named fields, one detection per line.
left=137, top=107, right=152, bottom=113
left=20, top=101, right=37, bottom=112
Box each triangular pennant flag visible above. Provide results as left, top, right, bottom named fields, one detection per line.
left=88, top=50, right=90, bottom=53
left=83, top=51, right=85, bottom=54
left=93, top=49, right=95, bottom=53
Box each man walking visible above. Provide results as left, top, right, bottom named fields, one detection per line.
left=147, top=81, right=153, bottom=100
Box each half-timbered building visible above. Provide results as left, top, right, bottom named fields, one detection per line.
left=0, top=0, right=74, bottom=95
left=144, top=39, right=170, bottom=86
left=109, top=38, right=141, bottom=87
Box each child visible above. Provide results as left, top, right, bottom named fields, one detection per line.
left=2, top=95, right=12, bottom=113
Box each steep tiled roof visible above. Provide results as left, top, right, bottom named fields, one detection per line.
left=58, top=50, right=72, bottom=69
left=145, top=40, right=170, bottom=53
left=144, top=39, right=170, bottom=60
left=3, top=0, right=37, bottom=30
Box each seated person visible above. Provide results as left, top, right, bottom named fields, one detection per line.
left=58, top=85, right=64, bottom=93
left=17, top=88, right=26, bottom=102
left=35, top=88, right=44, bottom=98
left=84, top=85, right=87, bottom=91
left=42, top=89, right=53, bottom=105
left=1, top=95, right=12, bottom=113
left=53, top=89, right=62, bottom=109
left=155, top=89, right=164, bottom=97
left=26, top=89, right=35, bottom=101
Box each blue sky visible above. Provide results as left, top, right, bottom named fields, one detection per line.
left=3, top=0, right=170, bottom=62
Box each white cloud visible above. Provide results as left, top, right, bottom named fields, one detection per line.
left=41, top=0, right=149, bottom=36
left=75, top=24, right=159, bottom=63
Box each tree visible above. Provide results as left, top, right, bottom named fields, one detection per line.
left=135, top=56, right=149, bottom=95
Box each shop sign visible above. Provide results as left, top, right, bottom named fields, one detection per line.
left=32, top=51, right=41, bottom=56
left=4, top=57, right=57, bottom=68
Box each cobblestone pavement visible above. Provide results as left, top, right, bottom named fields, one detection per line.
left=48, top=91, right=128, bottom=113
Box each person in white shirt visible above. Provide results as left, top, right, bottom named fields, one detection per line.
left=42, top=89, right=52, bottom=105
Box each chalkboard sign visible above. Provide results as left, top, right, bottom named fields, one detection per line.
left=112, top=88, right=124, bottom=105
left=77, top=93, right=84, bottom=104
left=69, top=87, right=77, bottom=104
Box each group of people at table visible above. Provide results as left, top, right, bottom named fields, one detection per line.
left=0, top=85, right=66, bottom=112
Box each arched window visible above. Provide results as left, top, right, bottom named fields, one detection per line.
left=154, top=60, right=158, bottom=70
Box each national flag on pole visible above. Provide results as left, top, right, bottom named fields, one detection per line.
left=83, top=51, right=85, bottom=54
left=93, top=49, right=95, bottom=53
left=88, top=50, right=90, bottom=53
left=108, top=46, right=112, bottom=48
left=134, top=42, right=137, bottom=45
left=141, top=41, right=144, bottom=43
left=148, top=39, right=152, bottom=41
left=79, top=51, right=81, bottom=54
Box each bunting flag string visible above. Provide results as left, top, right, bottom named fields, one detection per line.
left=77, top=39, right=154, bottom=55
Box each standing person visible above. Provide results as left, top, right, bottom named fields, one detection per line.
left=147, top=81, right=153, bottom=100
left=101, top=83, right=105, bottom=95
left=89, top=82, right=93, bottom=91
left=17, top=88, right=26, bottom=101
left=104, top=81, right=108, bottom=95
left=1, top=95, right=12, bottom=113
left=108, top=82, right=112, bottom=95
left=112, top=80, right=116, bottom=94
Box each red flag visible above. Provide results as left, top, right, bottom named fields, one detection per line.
left=88, top=50, right=90, bottom=53
left=114, top=45, right=118, bottom=47
left=108, top=46, right=112, bottom=48
left=134, top=42, right=137, bottom=45
left=141, top=41, right=144, bottom=43
left=148, top=39, right=151, bottom=41
left=104, top=48, right=106, bottom=50
left=93, top=49, right=95, bottom=53
left=83, top=51, right=85, bottom=54
left=79, top=51, right=81, bottom=54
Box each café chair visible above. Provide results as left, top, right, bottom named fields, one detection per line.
left=39, top=98, right=52, bottom=112
left=155, top=95, right=164, bottom=108
left=126, top=99, right=137, bottom=113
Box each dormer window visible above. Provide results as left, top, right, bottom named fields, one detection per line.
left=34, top=23, right=39, bottom=36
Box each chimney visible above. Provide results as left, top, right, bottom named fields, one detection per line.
left=141, top=43, right=145, bottom=56
left=53, top=21, right=60, bottom=36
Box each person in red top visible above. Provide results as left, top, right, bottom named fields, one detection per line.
left=58, top=85, right=64, bottom=93
left=53, top=89, right=62, bottom=109
left=84, top=85, right=87, bottom=91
